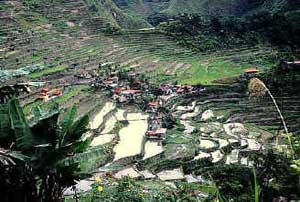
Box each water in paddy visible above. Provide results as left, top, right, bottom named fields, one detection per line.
left=113, top=112, right=148, bottom=160
left=91, top=109, right=126, bottom=146
left=143, top=141, right=163, bottom=160
left=90, top=102, right=115, bottom=130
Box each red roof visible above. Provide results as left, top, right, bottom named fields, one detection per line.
left=244, top=68, right=259, bottom=74
left=146, top=128, right=167, bottom=136
left=287, top=61, right=300, bottom=65
left=114, top=87, right=125, bottom=94
left=107, top=76, right=118, bottom=81
left=148, top=101, right=159, bottom=107
left=122, top=89, right=141, bottom=95
left=103, top=80, right=114, bottom=85
left=161, top=85, right=170, bottom=92
left=177, top=88, right=185, bottom=93
left=41, top=88, right=49, bottom=92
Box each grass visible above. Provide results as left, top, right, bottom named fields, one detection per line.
left=24, top=85, right=89, bottom=115
left=178, top=59, right=251, bottom=85
left=28, top=64, right=68, bottom=79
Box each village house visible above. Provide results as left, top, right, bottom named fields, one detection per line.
left=102, top=76, right=119, bottom=88
left=146, top=128, right=167, bottom=140
left=176, top=85, right=194, bottom=94
left=244, top=68, right=259, bottom=77
left=39, top=88, right=62, bottom=102
left=160, top=84, right=173, bottom=95
left=128, top=72, right=139, bottom=77
left=147, top=99, right=163, bottom=113
left=75, top=71, right=93, bottom=79
left=283, top=61, right=300, bottom=70
left=117, top=89, right=142, bottom=103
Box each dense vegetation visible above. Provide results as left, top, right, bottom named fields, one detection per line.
left=159, top=11, right=300, bottom=51
left=113, top=0, right=300, bottom=26
left=0, top=98, right=90, bottom=201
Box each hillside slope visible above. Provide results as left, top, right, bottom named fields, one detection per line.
left=163, top=0, right=297, bottom=16
left=19, top=0, right=149, bottom=29
left=113, top=0, right=299, bottom=24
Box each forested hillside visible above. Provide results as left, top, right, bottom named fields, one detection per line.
left=113, top=0, right=300, bottom=25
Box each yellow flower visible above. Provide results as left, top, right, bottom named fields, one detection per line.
left=96, top=176, right=102, bottom=183
left=97, top=185, right=103, bottom=192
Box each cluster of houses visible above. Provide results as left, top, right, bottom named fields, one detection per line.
left=145, top=84, right=203, bottom=140
left=90, top=66, right=208, bottom=140
left=98, top=72, right=145, bottom=104
left=146, top=100, right=167, bottom=140
left=159, top=84, right=203, bottom=101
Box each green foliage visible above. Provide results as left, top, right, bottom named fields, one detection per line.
left=28, top=64, right=68, bottom=79
left=24, top=85, right=89, bottom=115
left=179, top=59, right=251, bottom=85
left=88, top=177, right=145, bottom=202
left=7, top=99, right=33, bottom=150
left=67, top=177, right=220, bottom=202
left=251, top=151, right=300, bottom=200
left=205, top=165, right=253, bottom=199
left=160, top=11, right=300, bottom=52
left=253, top=168, right=260, bottom=202
left=0, top=98, right=92, bottom=201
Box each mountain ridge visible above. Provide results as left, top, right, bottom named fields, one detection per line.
left=112, top=0, right=299, bottom=25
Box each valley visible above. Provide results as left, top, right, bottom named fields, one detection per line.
left=1, top=0, right=300, bottom=201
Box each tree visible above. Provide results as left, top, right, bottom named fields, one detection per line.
left=0, top=98, right=91, bottom=202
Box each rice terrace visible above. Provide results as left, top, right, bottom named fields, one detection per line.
left=0, top=0, right=300, bottom=201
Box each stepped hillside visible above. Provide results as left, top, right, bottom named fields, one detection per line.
left=1, top=0, right=149, bottom=30
left=1, top=0, right=300, bottom=201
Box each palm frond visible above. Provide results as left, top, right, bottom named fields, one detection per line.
left=0, top=104, right=14, bottom=143
left=30, top=112, right=60, bottom=146
left=8, top=98, right=33, bottom=150
left=61, top=106, right=77, bottom=136
left=61, top=144, right=107, bottom=169
left=63, top=115, right=89, bottom=145
left=60, top=106, right=77, bottom=146
left=0, top=149, right=29, bottom=165
left=38, top=139, right=90, bottom=170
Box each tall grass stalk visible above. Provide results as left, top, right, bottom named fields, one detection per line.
left=248, top=78, right=294, bottom=154
left=253, top=167, right=260, bottom=202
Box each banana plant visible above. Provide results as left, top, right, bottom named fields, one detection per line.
left=0, top=97, right=91, bottom=201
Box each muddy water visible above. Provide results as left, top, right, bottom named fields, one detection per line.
left=90, top=134, right=115, bottom=146
left=113, top=112, right=148, bottom=161
left=143, top=141, right=163, bottom=160
left=101, top=115, right=117, bottom=134
left=91, top=109, right=127, bottom=146
left=90, top=102, right=115, bottom=130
